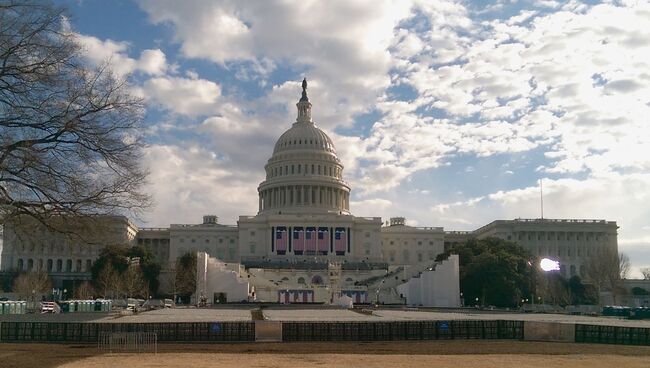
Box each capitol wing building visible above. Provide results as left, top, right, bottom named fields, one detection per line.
left=0, top=80, right=619, bottom=307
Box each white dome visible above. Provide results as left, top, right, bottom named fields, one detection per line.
left=257, top=79, right=351, bottom=215
left=273, top=122, right=336, bottom=155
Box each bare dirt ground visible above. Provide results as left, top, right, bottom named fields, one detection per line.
left=2, top=341, right=650, bottom=368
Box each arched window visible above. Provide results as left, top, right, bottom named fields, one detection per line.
left=27, top=259, right=34, bottom=270
left=66, top=259, right=72, bottom=272
left=76, top=259, right=82, bottom=272
left=17, top=259, right=23, bottom=271
left=57, top=259, right=63, bottom=272
left=297, top=277, right=305, bottom=284
left=311, top=275, right=323, bottom=285
left=47, top=259, right=53, bottom=272
left=86, top=259, right=92, bottom=272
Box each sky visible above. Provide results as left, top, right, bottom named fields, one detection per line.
left=60, top=0, right=650, bottom=277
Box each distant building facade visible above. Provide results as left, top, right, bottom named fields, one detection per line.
left=0, top=216, right=137, bottom=291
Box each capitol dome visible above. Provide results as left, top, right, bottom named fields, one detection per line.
left=272, top=122, right=336, bottom=155
left=257, top=79, right=350, bottom=215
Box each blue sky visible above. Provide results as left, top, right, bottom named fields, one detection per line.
left=60, top=0, right=650, bottom=276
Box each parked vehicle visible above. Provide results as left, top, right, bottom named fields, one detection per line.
left=141, top=299, right=165, bottom=310
left=164, top=299, right=175, bottom=308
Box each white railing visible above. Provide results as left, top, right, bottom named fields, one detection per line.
left=98, top=332, right=157, bottom=354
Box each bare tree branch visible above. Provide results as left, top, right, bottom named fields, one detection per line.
left=0, top=2, right=151, bottom=231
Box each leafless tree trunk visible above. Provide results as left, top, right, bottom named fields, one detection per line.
left=585, top=247, right=630, bottom=304
left=12, top=271, right=51, bottom=305
left=123, top=266, right=148, bottom=298
left=96, top=264, right=122, bottom=299
left=619, top=253, right=631, bottom=279
left=641, top=267, right=650, bottom=280
left=74, top=281, right=95, bottom=299
left=0, top=2, right=150, bottom=230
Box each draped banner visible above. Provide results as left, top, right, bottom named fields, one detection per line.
left=275, top=227, right=287, bottom=255
left=317, top=227, right=329, bottom=254
left=293, top=227, right=304, bottom=255
left=334, top=227, right=347, bottom=255
left=305, top=227, right=317, bottom=254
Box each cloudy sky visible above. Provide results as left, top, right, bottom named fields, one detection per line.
left=62, top=0, right=650, bottom=276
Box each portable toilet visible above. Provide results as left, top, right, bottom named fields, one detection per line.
left=60, top=301, right=70, bottom=313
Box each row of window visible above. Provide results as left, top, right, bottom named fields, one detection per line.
left=18, top=242, right=95, bottom=254
left=279, top=137, right=330, bottom=149
left=269, top=163, right=341, bottom=179
left=385, top=250, right=437, bottom=263
left=178, top=237, right=235, bottom=244
left=561, top=264, right=585, bottom=278
left=384, top=240, right=438, bottom=246
left=534, top=245, right=595, bottom=258
left=509, top=232, right=606, bottom=242
left=15, top=258, right=92, bottom=273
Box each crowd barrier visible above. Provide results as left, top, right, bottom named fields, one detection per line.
left=1, top=320, right=649, bottom=346
left=0, top=321, right=255, bottom=343
left=575, top=324, right=650, bottom=346
left=282, top=320, right=523, bottom=341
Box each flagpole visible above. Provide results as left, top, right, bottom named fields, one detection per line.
left=539, top=179, right=544, bottom=220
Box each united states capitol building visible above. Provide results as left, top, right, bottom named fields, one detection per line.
left=0, top=80, right=619, bottom=305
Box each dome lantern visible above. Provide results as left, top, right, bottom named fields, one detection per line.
left=296, top=78, right=312, bottom=123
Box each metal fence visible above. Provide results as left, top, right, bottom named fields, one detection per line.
left=282, top=320, right=524, bottom=341
left=575, top=324, right=650, bottom=346
left=0, top=322, right=255, bottom=343
left=98, top=332, right=157, bottom=353
left=6, top=320, right=650, bottom=345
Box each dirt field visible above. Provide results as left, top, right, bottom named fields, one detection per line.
left=2, top=341, right=650, bottom=368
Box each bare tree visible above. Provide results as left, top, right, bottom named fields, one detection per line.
left=123, top=266, right=149, bottom=298
left=74, top=281, right=95, bottom=299
left=619, top=253, right=631, bottom=280
left=641, top=267, right=650, bottom=280
left=12, top=271, right=51, bottom=303
left=96, top=264, right=122, bottom=299
left=585, top=247, right=630, bottom=304
left=0, top=2, right=150, bottom=229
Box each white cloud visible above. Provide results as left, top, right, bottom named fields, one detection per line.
left=143, top=144, right=260, bottom=226
left=142, top=76, right=222, bottom=116
left=138, top=49, right=169, bottom=76
left=76, top=33, right=171, bottom=78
